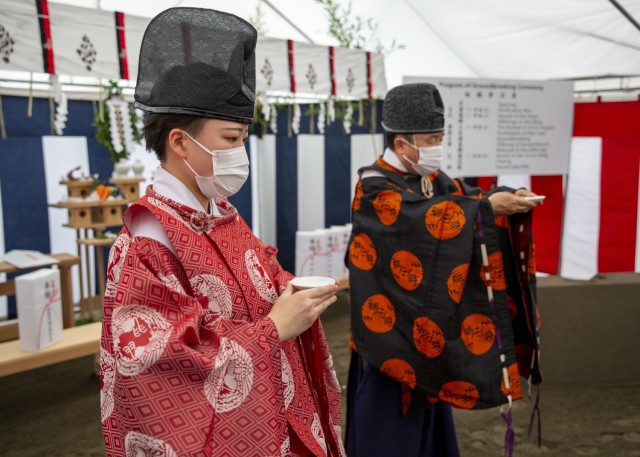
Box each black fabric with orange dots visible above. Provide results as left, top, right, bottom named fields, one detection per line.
left=348, top=160, right=542, bottom=411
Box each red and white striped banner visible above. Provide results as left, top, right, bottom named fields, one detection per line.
left=479, top=100, right=640, bottom=279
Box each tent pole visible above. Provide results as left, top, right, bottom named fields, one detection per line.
left=608, top=0, right=640, bottom=33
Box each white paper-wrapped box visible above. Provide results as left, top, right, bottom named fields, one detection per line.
left=295, top=229, right=331, bottom=278
left=15, top=268, right=63, bottom=351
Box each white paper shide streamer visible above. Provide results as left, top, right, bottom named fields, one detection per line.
left=106, top=98, right=135, bottom=155
left=317, top=103, right=326, bottom=135
left=51, top=75, right=68, bottom=136
left=343, top=103, right=353, bottom=134
left=292, top=104, right=301, bottom=135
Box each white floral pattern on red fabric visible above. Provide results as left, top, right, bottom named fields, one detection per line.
left=245, top=249, right=279, bottom=304
left=111, top=305, right=173, bottom=376
left=100, top=348, right=116, bottom=422
left=323, top=351, right=342, bottom=393
left=124, top=431, right=178, bottom=457
left=147, top=197, right=190, bottom=228
left=204, top=338, right=254, bottom=413
left=158, top=273, right=185, bottom=294
left=281, top=349, right=295, bottom=410
left=280, top=436, right=291, bottom=456
left=190, top=274, right=233, bottom=323
left=189, top=211, right=217, bottom=234
left=311, top=413, right=328, bottom=457
left=105, top=233, right=131, bottom=298
left=334, top=425, right=347, bottom=456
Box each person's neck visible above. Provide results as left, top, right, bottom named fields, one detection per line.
left=161, top=161, right=210, bottom=212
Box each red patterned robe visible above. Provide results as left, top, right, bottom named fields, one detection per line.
left=100, top=187, right=344, bottom=457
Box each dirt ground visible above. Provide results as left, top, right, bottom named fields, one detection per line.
left=1, top=290, right=639, bottom=456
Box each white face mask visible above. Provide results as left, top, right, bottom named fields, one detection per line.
left=401, top=136, right=443, bottom=176
left=182, top=131, right=249, bottom=199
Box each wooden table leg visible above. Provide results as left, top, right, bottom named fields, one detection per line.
left=59, top=263, right=75, bottom=328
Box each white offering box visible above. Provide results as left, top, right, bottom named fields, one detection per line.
left=15, top=268, right=63, bottom=352
left=295, top=230, right=331, bottom=278
left=328, top=225, right=352, bottom=279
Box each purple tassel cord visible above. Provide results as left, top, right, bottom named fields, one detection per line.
left=501, top=407, right=515, bottom=457
left=528, top=387, right=542, bottom=447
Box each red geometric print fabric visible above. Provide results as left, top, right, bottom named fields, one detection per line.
left=101, top=186, right=343, bottom=456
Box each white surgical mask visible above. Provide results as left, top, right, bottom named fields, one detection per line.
left=182, top=131, right=249, bottom=198
left=401, top=136, right=443, bottom=176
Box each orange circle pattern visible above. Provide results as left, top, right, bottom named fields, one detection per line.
left=352, top=180, right=363, bottom=212
left=480, top=251, right=507, bottom=291
left=413, top=317, right=445, bottom=358
left=528, top=243, right=537, bottom=276
left=373, top=190, right=402, bottom=226
left=362, top=294, right=396, bottom=333
left=380, top=358, right=416, bottom=389
left=500, top=363, right=522, bottom=398
left=424, top=201, right=466, bottom=240
left=461, top=314, right=496, bottom=355
left=439, top=380, right=480, bottom=409
left=447, top=263, right=469, bottom=304
left=494, top=214, right=508, bottom=228
left=390, top=251, right=423, bottom=291
left=349, top=233, right=377, bottom=270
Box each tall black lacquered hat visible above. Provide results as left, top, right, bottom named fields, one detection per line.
left=134, top=8, right=257, bottom=124
left=382, top=83, right=445, bottom=133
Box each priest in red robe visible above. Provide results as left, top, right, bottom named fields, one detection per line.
left=100, top=8, right=344, bottom=457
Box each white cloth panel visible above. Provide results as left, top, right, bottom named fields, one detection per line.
left=122, top=13, right=149, bottom=83
left=0, top=178, right=6, bottom=319
left=560, top=137, right=601, bottom=280
left=0, top=0, right=43, bottom=73
left=255, top=37, right=291, bottom=93
left=48, top=3, right=120, bottom=78
left=334, top=47, right=368, bottom=98
left=293, top=41, right=330, bottom=95
left=350, top=134, right=383, bottom=200
left=369, top=52, right=388, bottom=98
left=497, top=175, right=531, bottom=191
left=255, top=134, right=277, bottom=246
left=297, top=134, right=325, bottom=231
left=249, top=136, right=260, bottom=236
left=42, top=135, right=91, bottom=304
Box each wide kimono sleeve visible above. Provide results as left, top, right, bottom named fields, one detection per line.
left=348, top=172, right=524, bottom=410
left=100, top=231, right=286, bottom=457
left=263, top=242, right=294, bottom=293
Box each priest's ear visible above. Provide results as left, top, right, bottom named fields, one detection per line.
left=167, top=129, right=189, bottom=160
left=143, top=113, right=206, bottom=162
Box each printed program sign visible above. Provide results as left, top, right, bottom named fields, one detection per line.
left=404, top=76, right=574, bottom=176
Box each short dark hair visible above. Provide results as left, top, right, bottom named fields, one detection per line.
left=143, top=113, right=207, bottom=161
left=385, top=132, right=412, bottom=151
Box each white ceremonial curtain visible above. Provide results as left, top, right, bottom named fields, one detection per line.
left=48, top=3, right=120, bottom=79
left=0, top=0, right=43, bottom=73
left=255, top=37, right=291, bottom=93
left=333, top=47, right=368, bottom=98
left=0, top=0, right=387, bottom=96
left=293, top=41, right=331, bottom=95
left=42, top=135, right=91, bottom=304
